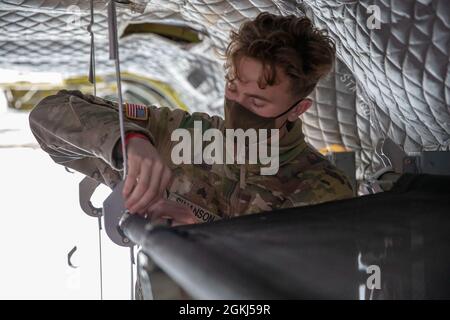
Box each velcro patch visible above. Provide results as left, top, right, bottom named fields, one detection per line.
left=125, top=102, right=149, bottom=121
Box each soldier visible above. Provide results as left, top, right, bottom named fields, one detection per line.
left=29, top=12, right=354, bottom=226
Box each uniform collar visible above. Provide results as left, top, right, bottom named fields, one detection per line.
left=222, top=119, right=307, bottom=177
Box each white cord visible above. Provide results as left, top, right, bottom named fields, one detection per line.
left=107, top=1, right=134, bottom=300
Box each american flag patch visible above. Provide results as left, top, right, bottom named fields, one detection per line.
left=125, top=102, right=149, bottom=121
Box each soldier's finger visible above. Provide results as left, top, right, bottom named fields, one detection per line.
left=133, top=182, right=162, bottom=214
left=147, top=161, right=165, bottom=204
left=158, top=167, right=172, bottom=197
left=123, top=159, right=140, bottom=198
left=142, top=186, right=167, bottom=217
left=162, top=211, right=196, bottom=226
left=149, top=217, right=169, bottom=226
left=172, top=218, right=196, bottom=227
left=151, top=200, right=196, bottom=225
left=127, top=162, right=152, bottom=212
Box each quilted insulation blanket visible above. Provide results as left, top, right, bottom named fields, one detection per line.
left=0, top=0, right=448, bottom=179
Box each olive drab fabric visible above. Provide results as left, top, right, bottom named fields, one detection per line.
left=29, top=90, right=354, bottom=222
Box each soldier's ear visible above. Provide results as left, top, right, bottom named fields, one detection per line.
left=298, top=99, right=312, bottom=115
left=288, top=99, right=312, bottom=121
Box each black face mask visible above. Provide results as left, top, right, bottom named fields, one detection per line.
left=224, top=97, right=303, bottom=131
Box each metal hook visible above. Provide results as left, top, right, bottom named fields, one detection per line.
left=67, top=246, right=78, bottom=269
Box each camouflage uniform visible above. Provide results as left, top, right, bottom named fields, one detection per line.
left=29, top=90, right=354, bottom=222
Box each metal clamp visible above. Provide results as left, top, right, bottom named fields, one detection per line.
left=103, top=180, right=134, bottom=247
left=79, top=176, right=102, bottom=218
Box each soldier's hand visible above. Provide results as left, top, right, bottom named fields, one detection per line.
left=123, top=137, right=172, bottom=214
left=146, top=198, right=197, bottom=226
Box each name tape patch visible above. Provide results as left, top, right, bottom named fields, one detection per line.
left=167, top=192, right=221, bottom=223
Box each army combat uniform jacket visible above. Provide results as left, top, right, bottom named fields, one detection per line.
left=29, top=90, right=353, bottom=222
